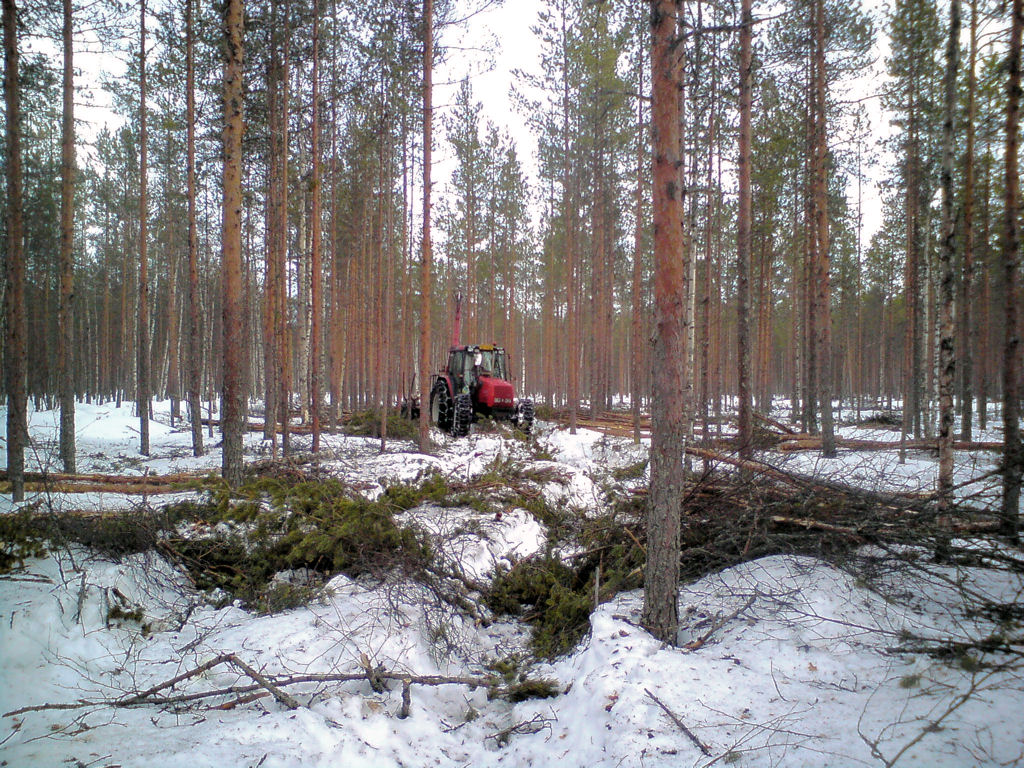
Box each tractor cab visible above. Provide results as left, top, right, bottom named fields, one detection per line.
left=446, top=345, right=510, bottom=394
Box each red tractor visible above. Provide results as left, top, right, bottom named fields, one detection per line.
left=405, top=295, right=534, bottom=437
left=428, top=344, right=534, bottom=437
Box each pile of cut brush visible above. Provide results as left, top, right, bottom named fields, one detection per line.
left=621, top=460, right=1010, bottom=582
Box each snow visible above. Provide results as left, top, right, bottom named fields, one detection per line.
left=1, top=400, right=1022, bottom=767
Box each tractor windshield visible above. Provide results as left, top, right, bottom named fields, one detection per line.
left=486, top=350, right=509, bottom=381
left=478, top=349, right=494, bottom=375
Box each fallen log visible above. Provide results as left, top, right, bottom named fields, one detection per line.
left=0, top=481, right=192, bottom=495
left=753, top=412, right=800, bottom=436
left=777, top=437, right=1003, bottom=452
left=769, top=515, right=866, bottom=538
left=0, top=470, right=205, bottom=485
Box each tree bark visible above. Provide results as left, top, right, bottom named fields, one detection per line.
left=812, top=0, right=835, bottom=458
left=959, top=0, right=978, bottom=442
left=562, top=8, right=578, bottom=434
left=418, top=0, right=434, bottom=453
left=3, top=0, right=26, bottom=502
left=310, top=0, right=322, bottom=453
left=278, top=18, right=292, bottom=456
left=186, top=0, right=204, bottom=457
left=802, top=45, right=818, bottom=437
left=138, top=0, right=151, bottom=456
left=221, top=0, right=245, bottom=487
left=262, top=0, right=280, bottom=448
left=631, top=52, right=645, bottom=444
left=1001, top=0, right=1023, bottom=539
left=736, top=0, right=753, bottom=459
left=59, top=0, right=76, bottom=472
left=937, top=0, right=961, bottom=499
left=644, top=0, right=687, bottom=645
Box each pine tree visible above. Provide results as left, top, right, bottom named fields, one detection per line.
left=58, top=0, right=76, bottom=472
left=221, top=0, right=245, bottom=486
left=1001, top=0, right=1023, bottom=539
left=3, top=0, right=27, bottom=502
left=644, top=0, right=687, bottom=645
left=138, top=0, right=151, bottom=456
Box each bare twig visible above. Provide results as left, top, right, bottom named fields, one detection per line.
left=226, top=654, right=300, bottom=710
left=485, top=713, right=554, bottom=744
left=645, top=687, right=712, bottom=756
left=685, top=595, right=757, bottom=651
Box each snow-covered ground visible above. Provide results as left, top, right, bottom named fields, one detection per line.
left=1, top=401, right=1022, bottom=767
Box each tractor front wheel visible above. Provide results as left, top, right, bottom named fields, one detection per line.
left=430, top=381, right=454, bottom=432
left=452, top=393, right=473, bottom=437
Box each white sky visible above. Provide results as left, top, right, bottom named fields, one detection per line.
left=51, top=0, right=893, bottom=248
left=438, top=0, right=892, bottom=246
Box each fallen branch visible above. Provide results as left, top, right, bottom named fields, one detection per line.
left=645, top=687, right=712, bottom=756
left=685, top=595, right=757, bottom=651
left=227, top=655, right=300, bottom=710
left=209, top=691, right=271, bottom=710
left=485, top=713, right=554, bottom=744
left=4, top=656, right=558, bottom=719
left=769, top=516, right=865, bottom=538
left=753, top=412, right=800, bottom=436
left=887, top=638, right=1024, bottom=658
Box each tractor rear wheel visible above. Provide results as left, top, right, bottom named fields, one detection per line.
left=430, top=380, right=453, bottom=432
left=452, top=393, right=473, bottom=437
left=517, top=398, right=535, bottom=435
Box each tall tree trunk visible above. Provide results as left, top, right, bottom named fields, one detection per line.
left=310, top=0, right=322, bottom=453
left=978, top=152, right=992, bottom=432
left=296, top=186, right=311, bottom=422
left=1001, top=0, right=1023, bottom=539
left=802, top=46, right=818, bottom=436
left=278, top=19, right=292, bottom=456
left=138, top=0, right=151, bottom=456
left=186, top=0, right=204, bottom=457
left=329, top=0, right=342, bottom=429
left=3, top=0, right=26, bottom=502
left=736, top=0, right=753, bottom=459
left=900, top=118, right=919, bottom=463
left=165, top=220, right=180, bottom=423
left=58, top=0, right=76, bottom=472
left=701, top=29, right=718, bottom=456
left=262, top=3, right=279, bottom=447
left=937, top=0, right=961, bottom=499
left=418, top=0, right=434, bottom=452
left=631, top=58, right=644, bottom=444
left=221, top=0, right=245, bottom=487
left=959, top=0, right=978, bottom=441
left=644, top=0, right=687, bottom=645
left=813, top=0, right=835, bottom=458
left=562, top=9, right=578, bottom=434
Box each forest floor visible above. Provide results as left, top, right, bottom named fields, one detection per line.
left=0, top=400, right=1022, bottom=767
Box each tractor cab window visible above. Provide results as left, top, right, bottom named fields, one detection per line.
left=492, top=351, right=509, bottom=381
left=448, top=350, right=467, bottom=382
left=477, top=349, right=494, bottom=375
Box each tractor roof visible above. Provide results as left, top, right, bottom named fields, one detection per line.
left=448, top=344, right=504, bottom=352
